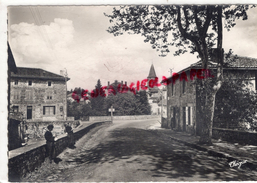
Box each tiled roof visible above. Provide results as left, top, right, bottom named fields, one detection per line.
left=11, top=67, right=69, bottom=81
left=147, top=64, right=157, bottom=78
left=176, top=55, right=257, bottom=75
left=191, top=55, right=257, bottom=69
left=163, top=55, right=257, bottom=82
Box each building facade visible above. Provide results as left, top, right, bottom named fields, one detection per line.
left=164, top=56, right=257, bottom=135
left=10, top=67, right=69, bottom=122
left=147, top=64, right=161, bottom=115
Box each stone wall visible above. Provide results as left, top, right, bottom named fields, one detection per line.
left=165, top=70, right=197, bottom=131
left=89, top=115, right=160, bottom=121
left=212, top=127, right=257, bottom=145
left=10, top=78, right=67, bottom=122
left=8, top=121, right=111, bottom=181
left=25, top=120, right=79, bottom=140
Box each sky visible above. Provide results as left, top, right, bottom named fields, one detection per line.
left=8, top=5, right=257, bottom=91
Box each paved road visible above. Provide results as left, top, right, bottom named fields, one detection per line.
left=22, top=118, right=257, bottom=182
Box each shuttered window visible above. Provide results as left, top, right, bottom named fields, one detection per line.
left=186, top=107, right=193, bottom=125
left=43, top=106, right=55, bottom=115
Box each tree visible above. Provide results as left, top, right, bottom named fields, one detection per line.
left=90, top=79, right=105, bottom=115
left=105, top=5, right=254, bottom=144
left=214, top=71, right=257, bottom=131
left=104, top=92, right=142, bottom=115
left=136, top=90, right=151, bottom=115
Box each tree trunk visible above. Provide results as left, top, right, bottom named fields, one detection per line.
left=198, top=82, right=218, bottom=145
left=197, top=6, right=223, bottom=145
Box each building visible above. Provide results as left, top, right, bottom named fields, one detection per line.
left=164, top=56, right=257, bottom=135
left=8, top=42, right=23, bottom=150
left=158, top=86, right=167, bottom=118
left=146, top=64, right=161, bottom=115
left=10, top=67, right=70, bottom=122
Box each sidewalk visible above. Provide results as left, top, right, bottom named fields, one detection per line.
left=160, top=129, right=257, bottom=170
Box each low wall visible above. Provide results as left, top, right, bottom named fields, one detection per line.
left=8, top=121, right=111, bottom=181
left=25, top=120, right=79, bottom=140
left=89, top=115, right=160, bottom=121
left=212, top=127, right=257, bottom=145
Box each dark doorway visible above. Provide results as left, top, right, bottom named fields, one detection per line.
left=182, top=107, right=186, bottom=131
left=27, top=106, right=32, bottom=119
left=172, top=107, right=176, bottom=129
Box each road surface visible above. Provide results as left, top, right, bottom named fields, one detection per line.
left=22, top=118, right=257, bottom=182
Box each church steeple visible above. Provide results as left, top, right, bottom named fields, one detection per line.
left=147, top=64, right=157, bottom=79
left=147, top=64, right=159, bottom=94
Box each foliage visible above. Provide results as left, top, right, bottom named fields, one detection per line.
left=68, top=86, right=152, bottom=119
left=135, top=90, right=151, bottom=115
left=90, top=79, right=105, bottom=115
left=104, top=92, right=150, bottom=116
left=105, top=5, right=252, bottom=61
left=214, top=74, right=257, bottom=131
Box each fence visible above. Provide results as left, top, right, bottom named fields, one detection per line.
left=89, top=115, right=160, bottom=121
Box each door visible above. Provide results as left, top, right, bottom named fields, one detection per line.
left=183, top=107, right=186, bottom=131
left=27, top=106, right=32, bottom=119
left=172, top=107, right=176, bottom=129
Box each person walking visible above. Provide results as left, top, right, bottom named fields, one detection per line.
left=44, top=124, right=55, bottom=163
left=65, top=123, right=75, bottom=148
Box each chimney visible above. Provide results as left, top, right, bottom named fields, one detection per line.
left=125, top=81, right=127, bottom=86
left=108, top=81, right=110, bottom=86
left=121, top=80, right=123, bottom=85
left=60, top=70, right=64, bottom=76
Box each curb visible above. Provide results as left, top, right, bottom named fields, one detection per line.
left=170, top=136, right=257, bottom=170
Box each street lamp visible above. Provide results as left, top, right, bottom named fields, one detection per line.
left=62, top=68, right=68, bottom=121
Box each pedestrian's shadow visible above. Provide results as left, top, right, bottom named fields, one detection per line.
left=54, top=157, right=62, bottom=164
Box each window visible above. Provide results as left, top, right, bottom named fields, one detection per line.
left=48, top=81, right=52, bottom=87
left=28, top=80, right=32, bottom=86
left=13, top=91, right=20, bottom=100
left=43, top=106, right=55, bottom=115
left=46, top=91, right=53, bottom=100
left=26, top=90, right=33, bottom=100
left=14, top=80, right=18, bottom=85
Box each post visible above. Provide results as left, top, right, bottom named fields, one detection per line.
left=111, top=105, right=113, bottom=122
left=161, top=89, right=163, bottom=119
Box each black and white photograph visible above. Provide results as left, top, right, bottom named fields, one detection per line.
left=3, top=1, right=257, bottom=182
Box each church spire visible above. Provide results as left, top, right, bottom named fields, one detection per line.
left=147, top=64, right=157, bottom=79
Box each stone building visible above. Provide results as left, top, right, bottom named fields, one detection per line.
left=164, top=56, right=257, bottom=135
left=10, top=67, right=69, bottom=122
left=147, top=64, right=161, bottom=115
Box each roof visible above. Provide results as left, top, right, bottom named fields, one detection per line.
left=147, top=64, right=157, bottom=79
left=169, top=55, right=257, bottom=78
left=8, top=43, right=17, bottom=73
left=11, top=67, right=70, bottom=81
left=191, top=55, right=257, bottom=69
